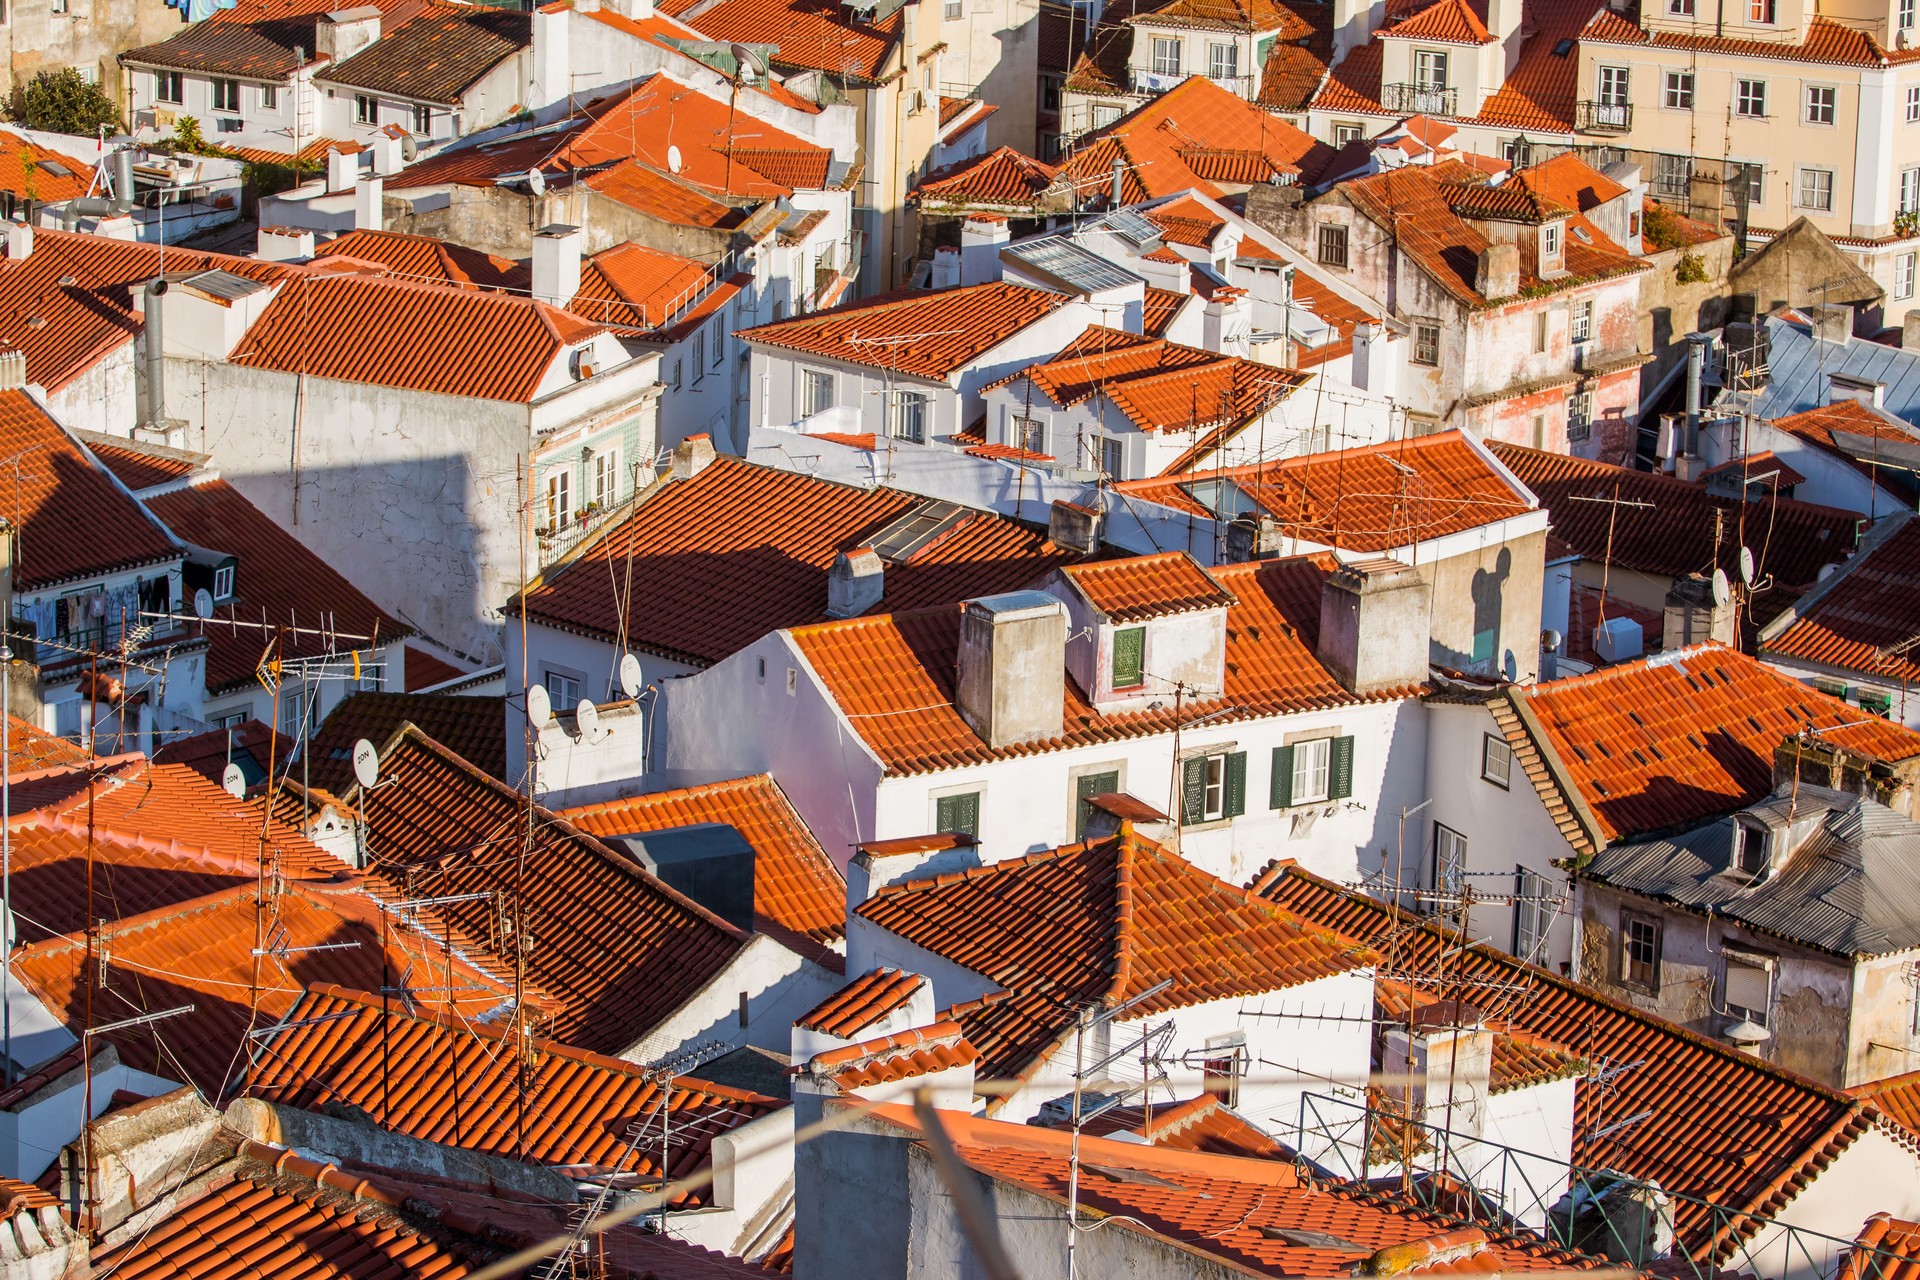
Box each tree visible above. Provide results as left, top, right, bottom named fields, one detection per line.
left=5, top=68, right=121, bottom=138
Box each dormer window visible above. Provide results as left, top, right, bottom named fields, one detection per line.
left=1543, top=223, right=1561, bottom=259
left=212, top=564, right=235, bottom=601
left=1734, top=820, right=1769, bottom=877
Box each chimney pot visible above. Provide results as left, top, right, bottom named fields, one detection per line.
left=1317, top=558, right=1430, bottom=693
left=0, top=349, right=25, bottom=390
left=5, top=222, right=32, bottom=261
left=827, top=546, right=885, bottom=618
left=671, top=433, right=717, bottom=479
left=532, top=222, right=583, bottom=307
left=955, top=591, right=1066, bottom=748
left=1047, top=499, right=1100, bottom=554
left=1474, top=244, right=1519, bottom=300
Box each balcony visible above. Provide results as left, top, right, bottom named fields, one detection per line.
left=1575, top=100, right=1633, bottom=133
left=1379, top=83, right=1457, bottom=117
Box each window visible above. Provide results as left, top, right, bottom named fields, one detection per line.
left=1042, top=76, right=1062, bottom=112
left=691, top=331, right=706, bottom=382
left=1568, top=390, right=1593, bottom=443
left=1181, top=750, right=1246, bottom=824
left=1332, top=121, right=1363, bottom=145
left=1091, top=104, right=1122, bottom=127
left=1664, top=70, right=1694, bottom=109
left=1654, top=153, right=1693, bottom=198
left=156, top=70, right=184, bottom=104
left=1111, top=626, right=1145, bottom=688
left=1597, top=65, right=1629, bottom=106
left=1482, top=733, right=1512, bottom=788
left=1621, top=911, right=1662, bottom=991
left=943, top=0, right=960, bottom=16
left=279, top=686, right=308, bottom=740
left=1668, top=0, right=1693, bottom=13
left=1543, top=223, right=1561, bottom=258
left=591, top=450, right=619, bottom=508
left=1208, top=42, right=1238, bottom=80
left=934, top=791, right=980, bottom=838
left=1749, top=0, right=1774, bottom=20
left=413, top=104, right=432, bottom=134
left=1271, top=736, right=1354, bottom=807
left=1572, top=298, right=1593, bottom=343
left=1317, top=224, right=1348, bottom=267
left=1151, top=36, right=1181, bottom=76
left=1414, top=323, right=1440, bottom=366
left=1734, top=822, right=1769, bottom=877
left=1724, top=954, right=1773, bottom=1025
left=1513, top=866, right=1550, bottom=962
left=544, top=669, right=581, bottom=709
left=260, top=84, right=278, bottom=110
left=670, top=359, right=682, bottom=389
left=1074, top=769, right=1120, bottom=838
left=1797, top=166, right=1834, bottom=211
left=1100, top=436, right=1123, bottom=477
left=1735, top=78, right=1767, bottom=117
left=355, top=94, right=375, bottom=124
left=1434, top=823, right=1467, bottom=895
left=890, top=390, right=928, bottom=443
left=1503, top=137, right=1531, bottom=168
left=544, top=468, right=571, bottom=527
left=1533, top=311, right=1550, bottom=354
left=1415, top=49, right=1448, bottom=90
left=1910, top=85, right=1920, bottom=122
left=212, top=78, right=239, bottom=112
left=802, top=369, right=834, bottom=416
left=1903, top=167, right=1920, bottom=213
left=209, top=710, right=249, bottom=729
left=1202, top=1034, right=1244, bottom=1106
left=212, top=564, right=235, bottom=601
left=1805, top=85, right=1836, bottom=125
left=711, top=324, right=724, bottom=367
left=1904, top=0, right=1915, bottom=30
left=1012, top=414, right=1046, bottom=454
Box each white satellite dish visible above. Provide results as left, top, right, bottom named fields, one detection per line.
left=220, top=762, right=246, bottom=799
left=1711, top=567, right=1731, bottom=607
left=352, top=737, right=380, bottom=790
left=576, top=698, right=600, bottom=736
left=617, top=653, right=642, bottom=700
left=193, top=588, right=214, bottom=619
left=666, top=145, right=684, bottom=174
left=1738, top=546, right=1755, bottom=587
left=527, top=683, right=553, bottom=729
left=526, top=167, right=546, bottom=197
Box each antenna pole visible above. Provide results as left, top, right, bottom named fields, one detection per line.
left=2, top=640, right=10, bottom=1087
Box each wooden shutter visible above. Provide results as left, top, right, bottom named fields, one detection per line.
left=1112, top=627, right=1145, bottom=688
left=1270, top=744, right=1295, bottom=809
left=1223, top=751, right=1247, bottom=818
left=1329, top=736, right=1355, bottom=800
left=1180, top=756, right=1207, bottom=825
left=936, top=791, right=980, bottom=838
left=1075, top=770, right=1119, bottom=838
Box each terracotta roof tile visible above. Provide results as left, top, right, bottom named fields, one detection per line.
left=1257, top=41, right=1330, bottom=110
left=1700, top=451, right=1807, bottom=490
left=667, top=0, right=900, bottom=79
left=305, top=691, right=508, bottom=792
left=1382, top=0, right=1494, bottom=44
left=246, top=984, right=781, bottom=1197
left=515, top=455, right=1077, bottom=664
left=1060, top=1093, right=1292, bottom=1158
left=151, top=720, right=292, bottom=787
left=1488, top=441, right=1864, bottom=591
left=558, top=774, right=846, bottom=949
left=986, top=326, right=1215, bottom=405
left=567, top=241, right=716, bottom=332
left=582, top=162, right=746, bottom=229
left=913, top=147, right=1063, bottom=211
left=121, top=0, right=427, bottom=78
left=1472, top=0, right=1602, bottom=131
left=0, top=132, right=95, bottom=204
left=1130, top=0, right=1313, bottom=34
left=1141, top=286, right=1187, bottom=336
left=319, top=4, right=531, bottom=105
left=1764, top=516, right=1920, bottom=688
left=405, top=645, right=467, bottom=691
left=80, top=435, right=203, bottom=491
left=794, top=554, right=1421, bottom=775
left=1581, top=9, right=1908, bottom=67
left=1101, top=355, right=1307, bottom=437
left=313, top=227, right=528, bottom=291
left=806, top=1018, right=979, bottom=1089
left=796, top=966, right=921, bottom=1035
left=1839, top=1215, right=1920, bottom=1280
left=739, top=282, right=1064, bottom=380
left=1853, top=1069, right=1920, bottom=1141
left=1763, top=398, right=1920, bottom=492
left=4, top=715, right=90, bottom=775
left=1059, top=550, right=1236, bottom=621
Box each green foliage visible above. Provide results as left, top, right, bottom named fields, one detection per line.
left=168, top=115, right=219, bottom=156
left=5, top=68, right=121, bottom=138
left=1675, top=252, right=1708, bottom=284
left=1642, top=202, right=1690, bottom=253
left=241, top=156, right=318, bottom=197
left=1897, top=210, right=1920, bottom=239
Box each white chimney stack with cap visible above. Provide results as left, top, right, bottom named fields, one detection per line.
left=960, top=215, right=1009, bottom=287
left=955, top=591, right=1067, bottom=748
left=325, top=147, right=358, bottom=194
left=532, top=223, right=583, bottom=306
left=353, top=175, right=383, bottom=230
left=256, top=226, right=316, bottom=262
left=5, top=223, right=32, bottom=261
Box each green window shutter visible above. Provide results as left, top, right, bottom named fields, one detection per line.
left=1112, top=627, right=1145, bottom=688
left=1223, top=751, right=1247, bottom=818
left=936, top=791, right=980, bottom=838
left=1181, top=756, right=1207, bottom=825
left=1075, top=769, right=1120, bottom=838
left=1270, top=744, right=1295, bottom=809
left=1329, top=736, right=1355, bottom=801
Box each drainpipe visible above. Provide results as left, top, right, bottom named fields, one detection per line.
left=142, top=278, right=168, bottom=432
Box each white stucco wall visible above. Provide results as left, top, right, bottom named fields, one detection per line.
left=625, top=933, right=843, bottom=1063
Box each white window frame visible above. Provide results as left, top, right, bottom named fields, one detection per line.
left=1621, top=910, right=1661, bottom=991
left=1012, top=414, right=1046, bottom=454
left=1208, top=41, right=1238, bottom=80
left=1332, top=121, right=1363, bottom=145
left=1291, top=736, right=1333, bottom=806
left=413, top=103, right=432, bottom=135
left=1902, top=166, right=1920, bottom=213
left=1572, top=298, right=1593, bottom=344
left=1904, top=0, right=1916, bottom=30
left=545, top=467, right=572, bottom=527
left=212, top=564, right=235, bottom=600
left=543, top=668, right=582, bottom=709
left=1667, top=0, right=1693, bottom=13
left=943, top=0, right=961, bottom=17
left=1513, top=865, right=1551, bottom=962
left=1482, top=733, right=1512, bottom=788
left=1568, top=389, right=1594, bottom=442
left=1897, top=253, right=1916, bottom=300
left=891, top=390, right=929, bottom=444
left=1796, top=165, right=1834, bottom=211
left=1200, top=751, right=1229, bottom=822
left=1909, top=85, right=1920, bottom=122
left=1664, top=70, right=1694, bottom=109
left=1749, top=0, right=1775, bottom=22
left=212, top=77, right=239, bottom=112
left=279, top=685, right=309, bottom=739
left=802, top=369, right=835, bottom=416
left=1415, top=49, right=1449, bottom=90
left=1414, top=322, right=1440, bottom=366
left=1543, top=223, right=1561, bottom=258
left=1597, top=65, right=1629, bottom=106
left=260, top=83, right=279, bottom=111
left=1735, top=78, right=1767, bottom=117
left=156, top=70, right=184, bottom=104
left=590, top=448, right=620, bottom=508
left=1805, top=83, right=1837, bottom=126
left=1151, top=36, right=1182, bottom=76
left=1434, top=823, right=1467, bottom=895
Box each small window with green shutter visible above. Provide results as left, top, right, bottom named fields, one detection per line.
left=1272, top=736, right=1354, bottom=808
left=1112, top=626, right=1145, bottom=689
left=1860, top=690, right=1894, bottom=718
left=1182, top=751, right=1244, bottom=824
left=1271, top=744, right=1295, bottom=809
left=1075, top=769, right=1120, bottom=838
left=934, top=791, right=980, bottom=839
left=1328, top=735, right=1354, bottom=800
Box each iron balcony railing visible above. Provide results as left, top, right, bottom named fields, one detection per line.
left=1380, top=82, right=1458, bottom=116
left=1576, top=100, right=1633, bottom=133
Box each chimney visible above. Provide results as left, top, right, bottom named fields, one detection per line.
left=315, top=6, right=381, bottom=63
left=1201, top=287, right=1251, bottom=356
left=955, top=591, right=1066, bottom=748
left=1474, top=244, right=1518, bottom=300
left=1806, top=303, right=1852, bottom=345
left=353, top=174, right=383, bottom=230
left=1380, top=1000, right=1495, bottom=1138
left=64, top=1087, right=223, bottom=1234
left=0, top=349, right=24, bottom=390
left=845, top=833, right=980, bottom=907
left=1662, top=573, right=1736, bottom=649
left=930, top=244, right=961, bottom=290
left=1225, top=513, right=1282, bottom=562
left=670, top=432, right=717, bottom=478
left=5, top=222, right=31, bottom=260
left=256, top=225, right=316, bottom=262
left=1903, top=312, right=1920, bottom=350
left=1332, top=0, right=1386, bottom=60
left=532, top=222, right=583, bottom=306
left=827, top=546, right=885, bottom=617
left=371, top=130, right=404, bottom=177
left=1772, top=734, right=1919, bottom=821
left=1485, top=0, right=1523, bottom=73
left=1350, top=321, right=1379, bottom=391
left=325, top=146, right=358, bottom=194
left=1592, top=615, right=1643, bottom=663
left=113, top=147, right=136, bottom=210
left=1048, top=499, right=1100, bottom=554
left=141, top=278, right=167, bottom=432
left=960, top=214, right=1008, bottom=287
left=1682, top=330, right=1712, bottom=455
left=1110, top=157, right=1126, bottom=206
left=1317, top=558, right=1430, bottom=695
left=530, top=0, right=571, bottom=113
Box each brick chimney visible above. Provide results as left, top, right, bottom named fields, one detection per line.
left=955, top=591, right=1066, bottom=748
left=827, top=546, right=885, bottom=617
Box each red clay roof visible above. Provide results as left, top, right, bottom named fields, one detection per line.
left=81, top=436, right=203, bottom=491
left=356, top=727, right=749, bottom=1054
left=1488, top=441, right=1864, bottom=592
left=305, top=691, right=507, bottom=793
left=1853, top=1069, right=1920, bottom=1142
left=1764, top=398, right=1920, bottom=491
left=807, top=1018, right=980, bottom=1089
left=582, top=161, right=746, bottom=229
left=1130, top=0, right=1312, bottom=33
left=121, top=0, right=428, bottom=77
left=0, top=131, right=95, bottom=204
left=404, top=645, right=466, bottom=691
left=1582, top=6, right=1920, bottom=66
left=246, top=984, right=781, bottom=1198
left=1840, top=1215, right=1920, bottom=1280
left=1700, top=451, right=1808, bottom=490
left=1141, top=286, right=1188, bottom=336
left=318, top=3, right=531, bottom=105
left=1063, top=1093, right=1291, bottom=1158
left=794, top=554, right=1421, bottom=775
left=666, top=0, right=901, bottom=80
left=738, top=282, right=1065, bottom=380
left=151, top=720, right=292, bottom=787
left=515, top=455, right=1077, bottom=664
left=796, top=966, right=921, bottom=1035
left=1765, top=516, right=1920, bottom=687
left=1382, top=0, right=1493, bottom=44
left=143, top=478, right=407, bottom=694
left=1516, top=643, right=1920, bottom=843
left=4, top=715, right=90, bottom=775
left=558, top=773, right=847, bottom=951
left=0, top=390, right=178, bottom=591
left=313, top=227, right=528, bottom=291
left=913, top=147, right=1062, bottom=211
left=1059, top=550, right=1237, bottom=621
left=569, top=241, right=716, bottom=332
left=1118, top=432, right=1531, bottom=554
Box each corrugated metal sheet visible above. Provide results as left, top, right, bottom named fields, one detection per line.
left=1746, top=316, right=1920, bottom=423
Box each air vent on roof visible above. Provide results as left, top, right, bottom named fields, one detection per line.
left=1258, top=1227, right=1370, bottom=1252
left=1081, top=1163, right=1183, bottom=1188
left=1552, top=38, right=1573, bottom=55
left=867, top=498, right=973, bottom=563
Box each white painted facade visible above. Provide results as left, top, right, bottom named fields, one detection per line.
left=624, top=932, right=843, bottom=1064
left=1695, top=414, right=1911, bottom=520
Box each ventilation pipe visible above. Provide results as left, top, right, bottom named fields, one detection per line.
left=142, top=279, right=167, bottom=431
left=1683, top=331, right=1711, bottom=455
left=113, top=147, right=135, bottom=213
left=1111, top=158, right=1125, bottom=207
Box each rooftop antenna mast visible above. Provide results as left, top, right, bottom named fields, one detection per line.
left=1065, top=977, right=1175, bottom=1280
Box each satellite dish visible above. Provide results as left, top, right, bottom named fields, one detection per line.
left=351, top=737, right=380, bottom=790
left=526, top=167, right=546, bottom=197
left=527, top=683, right=553, bottom=729
left=617, top=653, right=642, bottom=700
left=1738, top=546, right=1755, bottom=587
left=729, top=42, right=773, bottom=78
left=1502, top=649, right=1518, bottom=682
left=1711, top=567, right=1731, bottom=607
left=576, top=698, right=600, bottom=737
left=667, top=145, right=684, bottom=174
left=220, top=762, right=246, bottom=799
left=399, top=131, right=418, bottom=163
left=193, top=588, right=214, bottom=619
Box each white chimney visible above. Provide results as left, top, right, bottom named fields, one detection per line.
left=530, top=3, right=570, bottom=113
left=1350, top=321, right=1380, bottom=391
left=371, top=131, right=404, bottom=177
left=960, top=214, right=1009, bottom=287
left=1332, top=0, right=1386, bottom=60
left=1381, top=1001, right=1495, bottom=1139
left=670, top=433, right=717, bottom=478
left=955, top=591, right=1066, bottom=748
left=315, top=6, right=382, bottom=63
left=1486, top=0, right=1523, bottom=75
left=930, top=245, right=961, bottom=290
left=353, top=175, right=383, bottom=230
left=256, top=225, right=316, bottom=261
left=532, top=223, right=583, bottom=306
left=6, top=222, right=32, bottom=260
left=325, top=146, right=358, bottom=194
left=1201, top=287, right=1251, bottom=356
left=1317, top=558, right=1431, bottom=693
left=845, top=834, right=981, bottom=908
left=827, top=547, right=886, bottom=618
